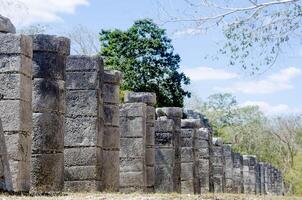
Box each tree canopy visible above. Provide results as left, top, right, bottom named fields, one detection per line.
left=99, top=19, right=190, bottom=107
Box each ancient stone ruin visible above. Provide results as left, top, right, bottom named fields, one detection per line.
left=0, top=16, right=285, bottom=196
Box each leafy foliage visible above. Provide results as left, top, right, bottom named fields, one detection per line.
left=99, top=19, right=190, bottom=107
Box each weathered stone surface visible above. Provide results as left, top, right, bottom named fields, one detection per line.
left=181, top=119, right=201, bottom=129
left=104, top=70, right=122, bottom=84
left=103, top=83, right=119, bottom=104
left=0, top=73, right=31, bottom=101
left=120, top=172, right=144, bottom=187
left=103, top=127, right=120, bottom=149
left=30, top=34, right=70, bottom=55
left=65, top=116, right=101, bottom=147
left=64, top=147, right=102, bottom=167
left=154, top=118, right=174, bottom=133
left=120, top=138, right=145, bottom=158
left=64, top=181, right=101, bottom=192
left=66, top=71, right=98, bottom=90
left=31, top=153, right=64, bottom=192
left=32, top=52, right=66, bottom=80
left=154, top=165, right=173, bottom=192
left=104, top=104, right=120, bottom=126
left=0, top=34, right=32, bottom=57
left=65, top=166, right=101, bottom=181
left=156, top=107, right=183, bottom=118
left=32, top=113, right=64, bottom=153
left=0, top=55, right=32, bottom=77
left=66, top=90, right=99, bottom=117
left=32, top=79, right=65, bottom=113
left=102, top=150, right=119, bottom=191
left=124, top=92, right=156, bottom=106
left=0, top=15, right=16, bottom=33
left=120, top=158, right=144, bottom=172
left=66, top=55, right=103, bottom=71
left=120, top=117, right=146, bottom=138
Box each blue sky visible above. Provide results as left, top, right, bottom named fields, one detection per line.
left=1, top=0, right=301, bottom=115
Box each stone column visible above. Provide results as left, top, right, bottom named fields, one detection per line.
left=180, top=119, right=201, bottom=194
left=265, top=164, right=272, bottom=194
left=185, top=110, right=213, bottom=193
left=30, top=34, right=70, bottom=193
left=0, top=24, right=33, bottom=192
left=242, top=155, right=250, bottom=194
left=156, top=107, right=182, bottom=193
left=223, top=144, right=233, bottom=193
left=249, top=156, right=257, bottom=194
left=212, top=137, right=225, bottom=193
left=154, top=117, right=174, bottom=192
left=119, top=103, right=146, bottom=192
left=103, top=70, right=122, bottom=191
left=258, top=162, right=266, bottom=195
left=64, top=55, right=103, bottom=192
left=0, top=118, right=11, bottom=191
left=255, top=162, right=261, bottom=194
left=124, top=92, right=156, bottom=192
left=232, top=153, right=243, bottom=193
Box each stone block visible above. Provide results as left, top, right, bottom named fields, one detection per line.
left=154, top=165, right=173, bottom=192
left=155, top=132, right=173, bottom=146
left=145, top=147, right=155, bottom=166
left=120, top=171, right=144, bottom=187
left=0, top=15, right=16, bottom=33
left=0, top=73, right=31, bottom=101
left=120, top=103, right=146, bottom=117
left=197, top=128, right=209, bottom=140
left=120, top=138, right=144, bottom=158
left=64, top=180, right=101, bottom=192
left=154, top=119, right=174, bottom=133
left=64, top=147, right=101, bottom=167
left=156, top=107, right=182, bottom=118
left=146, top=166, right=155, bottom=187
left=0, top=33, right=32, bottom=57
left=65, top=116, right=101, bottom=147
left=146, top=126, right=155, bottom=146
left=124, top=92, right=156, bottom=106
left=103, top=126, right=120, bottom=149
left=64, top=166, right=101, bottom=181
left=32, top=79, right=65, bottom=113
left=4, top=132, right=30, bottom=162
left=155, top=148, right=174, bottom=165
left=32, top=113, right=64, bottom=153
left=104, top=104, right=120, bottom=126
left=181, top=137, right=194, bottom=147
left=181, top=180, right=194, bottom=194
left=66, top=71, right=98, bottom=90
left=146, top=106, right=155, bottom=122
left=31, top=153, right=64, bottom=192
left=180, top=148, right=193, bottom=162
left=103, top=83, right=119, bottom=103
left=104, top=70, right=122, bottom=84
left=66, top=55, right=103, bottom=71
left=120, top=116, right=145, bottom=137
left=30, top=34, right=70, bottom=55
left=0, top=100, right=31, bottom=132
left=102, top=150, right=119, bottom=191
left=66, top=90, right=98, bottom=117
left=32, top=52, right=66, bottom=80
left=120, top=158, right=144, bottom=172
left=181, top=163, right=194, bottom=180
left=181, top=119, right=201, bottom=129
left=0, top=55, right=32, bottom=77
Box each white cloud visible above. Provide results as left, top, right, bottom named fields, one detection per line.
left=241, top=101, right=302, bottom=115
left=183, top=67, right=239, bottom=81
left=0, top=0, right=89, bottom=26
left=216, top=67, right=301, bottom=94
left=173, top=28, right=203, bottom=38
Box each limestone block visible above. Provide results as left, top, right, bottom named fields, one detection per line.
left=30, top=34, right=70, bottom=55
left=154, top=119, right=174, bottom=133
left=103, top=83, right=119, bottom=104
left=120, top=116, right=146, bottom=137
left=31, top=153, right=64, bottom=192
left=120, top=158, right=144, bottom=172
left=0, top=100, right=31, bottom=132
left=180, top=148, right=193, bottom=162
left=64, top=180, right=101, bottom=192
left=32, top=113, right=64, bottom=153
left=146, top=126, right=155, bottom=146
left=181, top=180, right=194, bottom=194
left=104, top=104, right=120, bottom=126
left=155, top=148, right=174, bottom=165
left=0, top=15, right=16, bottom=33
left=181, top=119, right=201, bottom=129
left=181, top=163, right=194, bottom=180
left=146, top=106, right=156, bottom=122
left=120, top=103, right=146, bottom=117
left=64, top=147, right=102, bottom=167
left=120, top=138, right=144, bottom=158
left=145, top=148, right=155, bottom=166
left=0, top=73, right=31, bottom=101
left=66, top=71, right=98, bottom=90
left=155, top=132, right=173, bottom=146
left=0, top=34, right=32, bottom=57
left=65, top=116, right=101, bottom=147
left=120, top=171, right=144, bottom=187
left=32, top=52, right=66, bottom=80
left=103, top=126, right=120, bottom=149
left=66, top=55, right=103, bottom=71
left=198, top=147, right=209, bottom=158
left=4, top=132, right=30, bottom=162
left=66, top=90, right=98, bottom=117
left=0, top=55, right=32, bottom=77
left=146, top=166, right=155, bottom=187
left=32, top=79, right=65, bottom=113
left=104, top=70, right=122, bottom=84
left=124, top=92, right=156, bottom=106
left=102, top=150, right=119, bottom=191
left=64, top=165, right=101, bottom=181
left=156, top=107, right=183, bottom=118
left=154, top=165, right=173, bottom=192
left=197, top=128, right=209, bottom=140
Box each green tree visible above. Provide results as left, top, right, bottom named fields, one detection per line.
left=99, top=19, right=190, bottom=107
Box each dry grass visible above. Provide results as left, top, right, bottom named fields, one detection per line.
left=0, top=192, right=301, bottom=200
